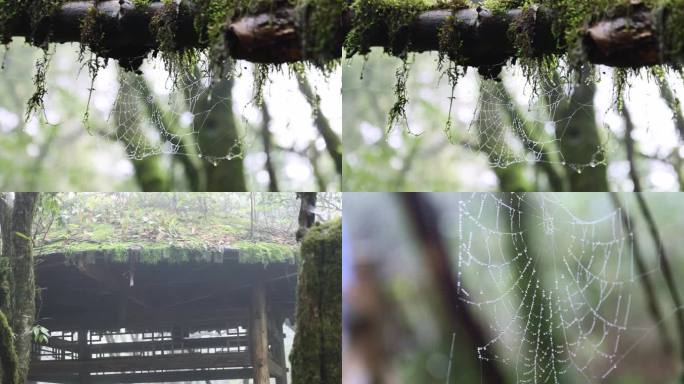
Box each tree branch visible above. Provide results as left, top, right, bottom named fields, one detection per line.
left=609, top=192, right=673, bottom=355
left=294, top=70, right=342, bottom=175
left=633, top=192, right=684, bottom=380
left=3, top=1, right=683, bottom=67
left=400, top=193, right=508, bottom=384
left=2, top=1, right=338, bottom=65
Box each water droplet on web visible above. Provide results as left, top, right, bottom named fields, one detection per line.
left=577, top=169, right=582, bottom=174
left=590, top=161, right=596, bottom=168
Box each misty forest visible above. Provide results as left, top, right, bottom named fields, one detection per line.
left=0, top=1, right=342, bottom=191
left=343, top=0, right=684, bottom=192
left=0, top=192, right=341, bottom=383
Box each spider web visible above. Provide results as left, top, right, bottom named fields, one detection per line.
left=453, top=193, right=637, bottom=383
left=452, top=65, right=613, bottom=172
left=94, top=58, right=246, bottom=164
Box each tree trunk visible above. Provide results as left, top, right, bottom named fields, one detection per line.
left=295, top=193, right=317, bottom=242
left=0, top=194, right=19, bottom=384
left=114, top=71, right=169, bottom=192
left=504, top=193, right=569, bottom=384
left=290, top=219, right=341, bottom=384
left=475, top=80, right=533, bottom=192
left=550, top=69, right=608, bottom=191
left=196, top=76, right=247, bottom=191
left=8, top=193, right=39, bottom=382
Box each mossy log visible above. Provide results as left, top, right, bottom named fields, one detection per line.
left=3, top=1, right=683, bottom=68
left=2, top=0, right=342, bottom=65
left=345, top=3, right=681, bottom=68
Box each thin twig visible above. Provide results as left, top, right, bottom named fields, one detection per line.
left=623, top=107, right=642, bottom=192
left=446, top=332, right=456, bottom=384
left=609, top=192, right=673, bottom=354
left=633, top=192, right=684, bottom=380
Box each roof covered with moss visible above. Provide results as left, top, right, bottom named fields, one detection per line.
left=35, top=194, right=299, bottom=265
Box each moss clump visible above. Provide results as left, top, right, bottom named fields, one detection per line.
left=662, top=0, right=684, bottom=62
left=297, top=0, right=345, bottom=70
left=0, top=0, right=65, bottom=46
left=150, top=1, right=200, bottom=81
left=290, top=219, right=341, bottom=384
left=345, top=0, right=435, bottom=58
left=79, top=6, right=108, bottom=63
left=25, top=51, right=51, bottom=120
left=0, top=310, right=19, bottom=384
left=234, top=241, right=298, bottom=263
left=40, top=240, right=296, bottom=266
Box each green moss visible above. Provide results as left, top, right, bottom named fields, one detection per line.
left=38, top=239, right=296, bottom=266
left=290, top=219, right=341, bottom=384
left=0, top=0, right=65, bottom=46
left=25, top=50, right=51, bottom=120
left=0, top=310, right=19, bottom=384
left=150, top=1, right=200, bottom=81
left=387, top=58, right=411, bottom=132
left=297, top=0, right=345, bottom=69
left=344, top=0, right=434, bottom=58
left=234, top=241, right=298, bottom=263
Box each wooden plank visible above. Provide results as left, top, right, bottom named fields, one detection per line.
left=41, top=307, right=249, bottom=331
left=29, top=352, right=251, bottom=375
left=250, top=281, right=270, bottom=384
left=44, top=335, right=248, bottom=355
left=30, top=368, right=254, bottom=383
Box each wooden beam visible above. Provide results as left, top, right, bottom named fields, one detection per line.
left=40, top=307, right=248, bottom=331
left=44, top=335, right=247, bottom=355
left=250, top=281, right=269, bottom=384
left=29, top=352, right=251, bottom=375
left=30, top=368, right=254, bottom=384
left=269, top=356, right=287, bottom=379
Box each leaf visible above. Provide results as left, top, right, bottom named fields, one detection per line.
left=14, top=231, right=32, bottom=242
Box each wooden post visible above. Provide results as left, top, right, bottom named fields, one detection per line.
left=78, top=329, right=90, bottom=383
left=273, top=317, right=288, bottom=384
left=250, top=280, right=269, bottom=384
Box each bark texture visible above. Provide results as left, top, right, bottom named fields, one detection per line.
left=9, top=193, right=39, bottom=382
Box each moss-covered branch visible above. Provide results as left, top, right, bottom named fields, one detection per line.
left=5, top=1, right=684, bottom=68
left=0, top=0, right=343, bottom=68
left=344, top=0, right=684, bottom=69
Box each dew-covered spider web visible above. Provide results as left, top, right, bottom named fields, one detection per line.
left=92, top=57, right=247, bottom=163
left=452, top=193, right=644, bottom=383
left=454, top=65, right=613, bottom=172
left=57, top=46, right=338, bottom=168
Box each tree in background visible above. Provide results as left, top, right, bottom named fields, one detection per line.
left=0, top=193, right=40, bottom=383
